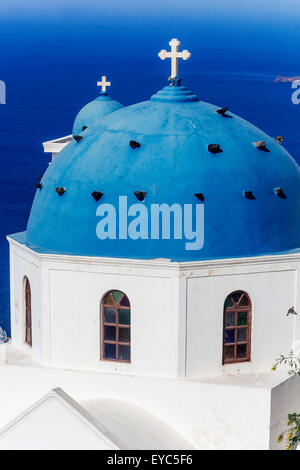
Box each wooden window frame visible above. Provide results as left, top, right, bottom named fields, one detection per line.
left=222, top=291, right=251, bottom=364
left=101, top=291, right=131, bottom=363
left=24, top=277, right=32, bottom=347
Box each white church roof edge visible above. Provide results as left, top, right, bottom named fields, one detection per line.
left=7, top=231, right=300, bottom=270
left=0, top=387, right=120, bottom=450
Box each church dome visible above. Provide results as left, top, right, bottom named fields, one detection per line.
left=26, top=82, right=300, bottom=261
left=72, top=79, right=123, bottom=136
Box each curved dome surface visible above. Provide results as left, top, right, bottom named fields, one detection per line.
left=72, top=93, right=123, bottom=136
left=81, top=398, right=192, bottom=450
left=26, top=84, right=300, bottom=261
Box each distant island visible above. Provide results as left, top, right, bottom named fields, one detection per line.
left=274, top=75, right=300, bottom=83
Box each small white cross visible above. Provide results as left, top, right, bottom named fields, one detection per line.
left=97, top=76, right=111, bottom=93
left=158, top=38, right=191, bottom=78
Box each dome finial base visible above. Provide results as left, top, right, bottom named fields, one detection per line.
left=168, top=76, right=182, bottom=87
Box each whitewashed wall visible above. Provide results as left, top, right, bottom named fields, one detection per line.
left=269, top=374, right=300, bottom=450
left=8, top=239, right=182, bottom=377
left=48, top=268, right=176, bottom=376
left=9, top=245, right=43, bottom=360
left=186, top=265, right=297, bottom=376
left=8, top=237, right=300, bottom=378
left=2, top=358, right=298, bottom=449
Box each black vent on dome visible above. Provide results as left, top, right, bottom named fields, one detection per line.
left=208, top=144, right=222, bottom=154
left=274, top=187, right=287, bottom=199
left=91, top=191, right=103, bottom=201
left=253, top=140, right=270, bottom=152
left=216, top=107, right=231, bottom=118
left=134, top=191, right=146, bottom=201
left=129, top=140, right=141, bottom=149
left=169, top=76, right=182, bottom=86
left=82, top=126, right=87, bottom=131
left=36, top=183, right=43, bottom=190
left=56, top=187, right=66, bottom=196
left=74, top=135, right=83, bottom=143
left=194, top=193, right=205, bottom=202
left=243, top=190, right=255, bottom=200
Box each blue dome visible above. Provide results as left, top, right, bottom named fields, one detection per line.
left=72, top=93, right=123, bottom=136
left=26, top=84, right=300, bottom=261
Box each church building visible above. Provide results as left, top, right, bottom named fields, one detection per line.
left=0, top=39, right=300, bottom=450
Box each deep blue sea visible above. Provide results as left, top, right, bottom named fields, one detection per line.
left=0, top=12, right=300, bottom=335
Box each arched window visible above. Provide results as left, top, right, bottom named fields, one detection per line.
left=223, top=291, right=251, bottom=364
left=24, top=277, right=32, bottom=347
left=101, top=290, right=131, bottom=363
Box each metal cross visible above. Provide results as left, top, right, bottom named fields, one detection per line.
left=158, top=38, right=191, bottom=78
left=97, top=76, right=111, bottom=93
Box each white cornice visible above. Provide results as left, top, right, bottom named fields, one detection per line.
left=7, top=235, right=300, bottom=272
left=42, top=135, right=72, bottom=154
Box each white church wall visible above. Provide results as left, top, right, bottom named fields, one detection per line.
left=9, top=243, right=43, bottom=362
left=48, top=266, right=177, bottom=377
left=269, top=374, right=300, bottom=450
left=294, top=263, right=300, bottom=341
left=8, top=238, right=183, bottom=377
left=185, top=259, right=297, bottom=376
left=0, top=360, right=289, bottom=450
left=8, top=237, right=300, bottom=379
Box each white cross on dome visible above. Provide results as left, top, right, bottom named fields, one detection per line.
left=97, top=76, right=111, bottom=93
left=158, top=38, right=191, bottom=78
